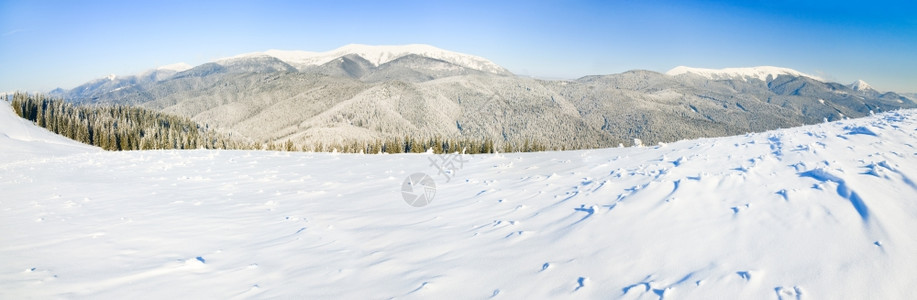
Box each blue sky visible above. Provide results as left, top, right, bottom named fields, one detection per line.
left=1, top=0, right=915, bottom=93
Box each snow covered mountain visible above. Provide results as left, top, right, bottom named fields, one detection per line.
left=145, top=63, right=193, bottom=80
left=47, top=46, right=917, bottom=149
left=849, top=79, right=874, bottom=91
left=220, top=44, right=512, bottom=75
left=666, top=66, right=823, bottom=82
left=3, top=98, right=916, bottom=298
left=905, top=93, right=917, bottom=103
left=54, top=44, right=511, bottom=102
left=49, top=62, right=193, bottom=100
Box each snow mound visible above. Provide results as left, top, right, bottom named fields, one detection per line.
left=667, top=66, right=823, bottom=82
left=2, top=103, right=916, bottom=298
left=221, top=44, right=511, bottom=74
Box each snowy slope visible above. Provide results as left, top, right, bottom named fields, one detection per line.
left=220, top=44, right=511, bottom=74
left=667, top=66, right=823, bottom=82
left=2, top=105, right=916, bottom=298
left=0, top=101, right=97, bottom=161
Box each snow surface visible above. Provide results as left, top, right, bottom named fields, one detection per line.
left=220, top=44, right=510, bottom=74
left=666, top=66, right=823, bottom=82
left=2, top=100, right=917, bottom=298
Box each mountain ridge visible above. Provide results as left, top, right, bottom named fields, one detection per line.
left=666, top=66, right=823, bottom=82
left=45, top=45, right=917, bottom=150
left=219, top=44, right=512, bottom=75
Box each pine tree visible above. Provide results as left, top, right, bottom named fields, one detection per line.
left=284, top=140, right=295, bottom=152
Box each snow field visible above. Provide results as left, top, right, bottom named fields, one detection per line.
left=1, top=101, right=916, bottom=298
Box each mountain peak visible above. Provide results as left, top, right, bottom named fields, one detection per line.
left=666, top=66, right=822, bottom=82
left=849, top=79, right=873, bottom=91
left=222, top=44, right=511, bottom=75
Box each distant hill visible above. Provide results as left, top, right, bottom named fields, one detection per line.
left=50, top=44, right=917, bottom=149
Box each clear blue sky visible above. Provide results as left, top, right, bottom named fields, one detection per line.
left=1, top=0, right=915, bottom=93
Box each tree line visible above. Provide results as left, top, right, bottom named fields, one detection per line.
left=9, top=93, right=245, bottom=151
left=6, top=93, right=550, bottom=153
left=289, top=135, right=548, bottom=154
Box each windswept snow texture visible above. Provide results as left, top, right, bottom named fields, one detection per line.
left=2, top=103, right=917, bottom=298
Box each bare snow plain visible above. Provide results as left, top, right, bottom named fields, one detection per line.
left=1, top=101, right=916, bottom=299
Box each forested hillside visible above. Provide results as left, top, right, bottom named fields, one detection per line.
left=9, top=93, right=242, bottom=151
left=46, top=46, right=917, bottom=151
left=7, top=93, right=543, bottom=153
left=53, top=57, right=916, bottom=150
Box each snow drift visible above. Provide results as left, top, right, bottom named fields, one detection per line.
left=1, top=100, right=916, bottom=298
